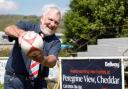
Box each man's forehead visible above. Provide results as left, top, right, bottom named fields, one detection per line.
left=47, top=11, right=60, bottom=19
left=47, top=15, right=61, bottom=23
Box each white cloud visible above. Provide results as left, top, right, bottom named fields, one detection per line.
left=0, top=0, right=18, bottom=10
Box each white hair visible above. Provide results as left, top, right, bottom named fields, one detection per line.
left=42, top=4, right=61, bottom=16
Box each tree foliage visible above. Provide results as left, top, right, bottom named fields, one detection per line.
left=63, top=0, right=128, bottom=51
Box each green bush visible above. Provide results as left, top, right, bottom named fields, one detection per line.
left=59, top=49, right=77, bottom=57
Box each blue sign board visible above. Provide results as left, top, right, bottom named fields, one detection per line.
left=61, top=58, right=124, bottom=89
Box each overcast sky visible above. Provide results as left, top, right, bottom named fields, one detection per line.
left=0, top=0, right=71, bottom=16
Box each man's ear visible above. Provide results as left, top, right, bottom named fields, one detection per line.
left=40, top=16, right=43, bottom=23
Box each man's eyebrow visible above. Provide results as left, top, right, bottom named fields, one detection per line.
left=48, top=17, right=59, bottom=24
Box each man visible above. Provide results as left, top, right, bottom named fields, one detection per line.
left=4, top=5, right=61, bottom=89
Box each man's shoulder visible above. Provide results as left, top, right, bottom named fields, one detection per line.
left=16, top=20, right=40, bottom=32
left=17, top=20, right=29, bottom=24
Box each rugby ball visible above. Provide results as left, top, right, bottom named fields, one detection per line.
left=19, top=31, right=43, bottom=60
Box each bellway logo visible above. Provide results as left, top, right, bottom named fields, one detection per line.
left=105, top=61, right=120, bottom=68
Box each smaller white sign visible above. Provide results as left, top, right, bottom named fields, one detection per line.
left=0, top=60, right=7, bottom=84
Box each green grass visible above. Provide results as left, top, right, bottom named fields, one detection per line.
left=0, top=84, right=3, bottom=89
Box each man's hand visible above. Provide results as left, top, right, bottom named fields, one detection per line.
left=27, top=50, right=45, bottom=64
left=44, top=55, right=57, bottom=68
left=4, top=25, right=25, bottom=38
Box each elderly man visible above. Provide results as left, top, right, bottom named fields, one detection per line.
left=4, top=5, right=61, bottom=89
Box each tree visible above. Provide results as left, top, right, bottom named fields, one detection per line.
left=63, top=0, right=128, bottom=51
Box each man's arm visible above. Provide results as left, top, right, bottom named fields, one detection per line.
left=43, top=40, right=61, bottom=68
left=44, top=55, right=57, bottom=68
left=4, top=25, right=25, bottom=38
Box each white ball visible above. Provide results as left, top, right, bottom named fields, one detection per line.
left=20, top=31, right=43, bottom=59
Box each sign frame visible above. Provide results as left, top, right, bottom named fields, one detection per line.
left=59, top=56, right=126, bottom=89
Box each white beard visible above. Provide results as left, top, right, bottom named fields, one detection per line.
left=41, top=27, right=56, bottom=36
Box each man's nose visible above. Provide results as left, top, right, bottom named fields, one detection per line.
left=50, top=21, right=56, bottom=27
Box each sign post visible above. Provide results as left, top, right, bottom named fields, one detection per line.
left=60, top=57, right=124, bottom=89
